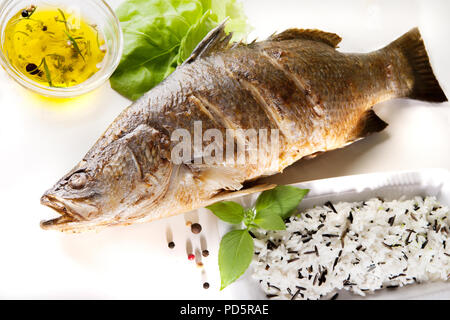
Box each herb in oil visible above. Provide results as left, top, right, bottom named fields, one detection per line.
left=3, top=5, right=106, bottom=88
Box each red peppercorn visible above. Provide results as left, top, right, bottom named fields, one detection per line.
left=188, top=254, right=195, bottom=261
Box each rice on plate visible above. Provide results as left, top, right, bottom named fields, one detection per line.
left=252, top=196, right=450, bottom=300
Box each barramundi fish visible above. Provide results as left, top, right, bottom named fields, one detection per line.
left=41, top=24, right=447, bottom=232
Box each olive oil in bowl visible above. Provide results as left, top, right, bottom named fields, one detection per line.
left=3, top=5, right=106, bottom=88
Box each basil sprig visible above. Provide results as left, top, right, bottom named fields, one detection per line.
left=207, top=186, right=309, bottom=290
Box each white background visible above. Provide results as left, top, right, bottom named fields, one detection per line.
left=0, top=0, right=448, bottom=299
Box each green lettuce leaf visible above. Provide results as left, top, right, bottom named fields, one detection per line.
left=110, top=0, right=250, bottom=101
left=178, top=10, right=218, bottom=64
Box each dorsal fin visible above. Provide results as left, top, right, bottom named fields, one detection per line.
left=269, top=29, right=342, bottom=48
left=183, top=20, right=233, bottom=65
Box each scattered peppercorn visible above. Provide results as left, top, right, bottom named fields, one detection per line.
left=42, top=26, right=48, bottom=31
left=202, top=250, right=209, bottom=258
left=21, top=10, right=29, bottom=18
left=168, top=241, right=175, bottom=249
left=197, top=262, right=204, bottom=268
left=191, top=223, right=202, bottom=234
left=188, top=254, right=195, bottom=261
left=203, top=282, right=210, bottom=289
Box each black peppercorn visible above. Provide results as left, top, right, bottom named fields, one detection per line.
left=202, top=250, right=209, bottom=258
left=203, top=282, right=210, bottom=290
left=191, top=223, right=202, bottom=234
left=26, top=63, right=39, bottom=75
left=42, top=26, right=48, bottom=31
left=21, top=10, right=29, bottom=18
left=168, top=241, right=175, bottom=249
left=26, top=63, right=36, bottom=72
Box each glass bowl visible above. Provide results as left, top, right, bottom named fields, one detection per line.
left=0, top=0, right=123, bottom=98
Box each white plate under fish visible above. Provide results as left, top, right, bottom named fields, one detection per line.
left=217, top=169, right=450, bottom=300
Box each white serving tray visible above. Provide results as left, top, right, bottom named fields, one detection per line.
left=218, top=169, right=450, bottom=300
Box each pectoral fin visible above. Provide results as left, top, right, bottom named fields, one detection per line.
left=207, top=184, right=277, bottom=205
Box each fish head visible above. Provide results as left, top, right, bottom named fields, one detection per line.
left=41, top=124, right=173, bottom=231
left=40, top=165, right=103, bottom=227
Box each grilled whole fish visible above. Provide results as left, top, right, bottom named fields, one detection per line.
left=41, top=24, right=447, bottom=232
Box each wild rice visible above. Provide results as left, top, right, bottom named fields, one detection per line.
left=252, top=196, right=450, bottom=300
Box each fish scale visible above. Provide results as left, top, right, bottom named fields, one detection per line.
left=41, top=24, right=447, bottom=232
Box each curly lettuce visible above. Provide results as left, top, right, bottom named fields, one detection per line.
left=110, top=0, right=250, bottom=101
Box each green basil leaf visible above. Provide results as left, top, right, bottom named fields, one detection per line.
left=253, top=210, right=286, bottom=231
left=206, top=201, right=245, bottom=224
left=219, top=230, right=254, bottom=290
left=255, top=186, right=309, bottom=220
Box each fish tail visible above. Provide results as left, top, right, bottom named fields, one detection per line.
left=388, top=27, right=447, bottom=103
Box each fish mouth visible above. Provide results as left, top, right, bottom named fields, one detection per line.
left=40, top=195, right=97, bottom=229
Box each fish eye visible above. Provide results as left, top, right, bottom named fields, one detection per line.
left=68, top=172, right=88, bottom=190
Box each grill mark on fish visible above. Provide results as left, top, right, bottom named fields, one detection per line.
left=261, top=51, right=325, bottom=118
left=188, top=95, right=221, bottom=128
left=239, top=79, right=290, bottom=141
left=220, top=51, right=315, bottom=146
left=194, top=94, right=247, bottom=151
left=195, top=95, right=237, bottom=130
left=218, top=63, right=286, bottom=138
